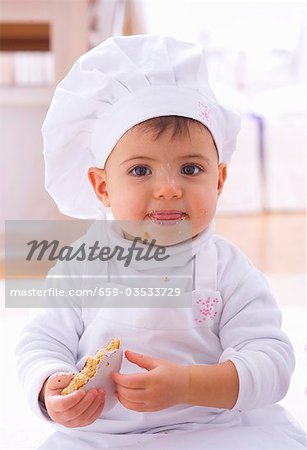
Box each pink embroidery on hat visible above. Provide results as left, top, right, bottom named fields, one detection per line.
left=198, top=102, right=211, bottom=125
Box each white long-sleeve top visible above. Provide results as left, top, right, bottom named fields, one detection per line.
left=16, top=219, right=295, bottom=436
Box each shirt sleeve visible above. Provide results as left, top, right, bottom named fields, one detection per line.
left=216, top=239, right=295, bottom=412
left=15, top=263, right=84, bottom=422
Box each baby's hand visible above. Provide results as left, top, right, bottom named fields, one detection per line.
left=40, top=372, right=105, bottom=427
left=112, top=350, right=190, bottom=412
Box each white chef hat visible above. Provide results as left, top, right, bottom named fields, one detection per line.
left=42, top=34, right=241, bottom=219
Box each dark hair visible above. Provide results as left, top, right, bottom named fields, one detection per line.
left=132, top=115, right=208, bottom=141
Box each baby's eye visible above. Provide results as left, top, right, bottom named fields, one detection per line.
left=129, top=166, right=151, bottom=176
left=181, top=164, right=202, bottom=175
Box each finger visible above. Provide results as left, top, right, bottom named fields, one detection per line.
left=47, top=372, right=75, bottom=394
left=116, top=390, right=146, bottom=412
left=125, top=350, right=159, bottom=371
left=80, top=393, right=106, bottom=426
left=60, top=389, right=104, bottom=421
left=116, top=385, right=145, bottom=404
left=65, top=391, right=105, bottom=427
left=51, top=388, right=86, bottom=413
left=112, top=371, right=148, bottom=389
left=54, top=389, right=98, bottom=422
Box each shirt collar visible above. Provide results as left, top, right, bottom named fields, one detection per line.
left=95, top=217, right=215, bottom=271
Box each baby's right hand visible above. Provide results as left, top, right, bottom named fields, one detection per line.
left=40, top=372, right=105, bottom=428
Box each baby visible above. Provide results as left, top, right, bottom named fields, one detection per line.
left=16, top=35, right=306, bottom=450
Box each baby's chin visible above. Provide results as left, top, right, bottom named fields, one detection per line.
left=120, top=219, right=193, bottom=247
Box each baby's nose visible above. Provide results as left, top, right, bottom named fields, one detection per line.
left=153, top=177, right=183, bottom=199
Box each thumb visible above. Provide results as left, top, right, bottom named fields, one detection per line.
left=47, top=372, right=75, bottom=394
left=125, top=350, right=160, bottom=371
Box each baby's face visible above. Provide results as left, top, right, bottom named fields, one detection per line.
left=89, top=122, right=227, bottom=240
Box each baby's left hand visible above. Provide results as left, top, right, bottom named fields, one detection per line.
left=112, top=350, right=190, bottom=412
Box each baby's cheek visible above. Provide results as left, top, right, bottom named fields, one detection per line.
left=198, top=208, right=209, bottom=217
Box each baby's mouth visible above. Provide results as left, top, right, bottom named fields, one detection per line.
left=147, top=210, right=188, bottom=226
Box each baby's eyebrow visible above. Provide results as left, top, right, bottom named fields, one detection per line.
left=120, top=154, right=211, bottom=165
left=177, top=154, right=212, bottom=166
left=179, top=153, right=211, bottom=163
left=120, top=156, right=156, bottom=165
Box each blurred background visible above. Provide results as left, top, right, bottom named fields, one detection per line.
left=0, top=0, right=306, bottom=448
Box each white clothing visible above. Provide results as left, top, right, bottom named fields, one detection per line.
left=16, top=221, right=306, bottom=449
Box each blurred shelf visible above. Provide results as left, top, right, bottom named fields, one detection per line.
left=0, top=0, right=89, bottom=83
left=0, top=22, right=50, bottom=51
left=0, top=85, right=53, bottom=106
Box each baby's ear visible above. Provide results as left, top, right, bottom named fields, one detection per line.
left=217, top=163, right=227, bottom=196
left=87, top=167, right=110, bottom=207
